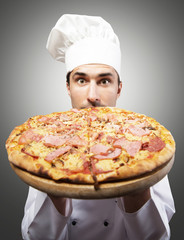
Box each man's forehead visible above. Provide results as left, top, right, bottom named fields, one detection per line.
left=71, top=64, right=117, bottom=77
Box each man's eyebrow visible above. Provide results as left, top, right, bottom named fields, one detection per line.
left=72, top=72, right=88, bottom=78
left=72, top=72, right=113, bottom=78
left=98, top=73, right=113, bottom=78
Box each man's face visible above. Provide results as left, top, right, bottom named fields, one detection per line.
left=67, top=64, right=122, bottom=109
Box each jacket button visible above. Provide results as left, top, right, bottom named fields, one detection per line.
left=104, top=221, right=109, bottom=227
left=72, top=220, right=77, bottom=226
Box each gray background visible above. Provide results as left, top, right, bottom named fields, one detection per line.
left=1, top=0, right=183, bottom=239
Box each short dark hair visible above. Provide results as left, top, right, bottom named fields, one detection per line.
left=66, top=71, right=121, bottom=86
left=66, top=71, right=71, bottom=85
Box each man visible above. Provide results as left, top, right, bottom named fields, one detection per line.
left=21, top=14, right=175, bottom=240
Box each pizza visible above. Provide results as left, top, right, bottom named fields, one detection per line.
left=6, top=107, right=175, bottom=187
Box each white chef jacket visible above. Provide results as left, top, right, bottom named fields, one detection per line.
left=21, top=176, right=175, bottom=240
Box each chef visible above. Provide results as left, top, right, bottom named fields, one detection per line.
left=21, top=14, right=175, bottom=240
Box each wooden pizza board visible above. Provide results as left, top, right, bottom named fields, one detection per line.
left=10, top=155, right=174, bottom=199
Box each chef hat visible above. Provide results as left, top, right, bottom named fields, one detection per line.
left=46, top=14, right=121, bottom=76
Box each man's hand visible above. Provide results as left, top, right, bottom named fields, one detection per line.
left=123, top=188, right=151, bottom=213
left=48, top=194, right=68, bottom=216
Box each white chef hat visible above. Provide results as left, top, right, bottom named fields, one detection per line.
left=46, top=14, right=121, bottom=76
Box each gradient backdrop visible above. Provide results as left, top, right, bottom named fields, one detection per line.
left=1, top=0, right=183, bottom=239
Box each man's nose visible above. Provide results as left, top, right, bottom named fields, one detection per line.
left=87, top=82, right=100, bottom=103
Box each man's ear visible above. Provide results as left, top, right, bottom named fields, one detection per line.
left=117, top=81, right=122, bottom=98
left=66, top=82, right=71, bottom=97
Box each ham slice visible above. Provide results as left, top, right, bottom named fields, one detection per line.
left=91, top=132, right=104, bottom=141
left=106, top=113, right=118, bottom=123
left=93, top=148, right=122, bottom=160
left=90, top=143, right=122, bottom=160
left=59, top=114, right=70, bottom=121
left=142, top=137, right=165, bottom=152
left=18, top=130, right=43, bottom=145
left=43, top=135, right=67, bottom=147
left=45, top=146, right=72, bottom=162
left=113, top=137, right=142, bottom=157
left=89, top=114, right=98, bottom=121
left=90, top=144, right=112, bottom=155
left=67, top=135, right=87, bottom=147
left=43, top=134, right=87, bottom=148
left=106, top=135, right=114, bottom=144
left=71, top=108, right=80, bottom=113
left=128, top=125, right=151, bottom=137
left=38, top=116, right=50, bottom=123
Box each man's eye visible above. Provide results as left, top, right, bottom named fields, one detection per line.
left=77, top=79, right=86, bottom=84
left=100, top=79, right=110, bottom=85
